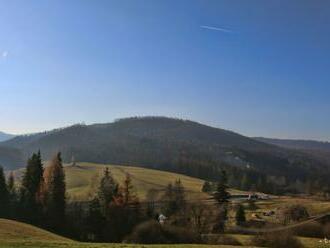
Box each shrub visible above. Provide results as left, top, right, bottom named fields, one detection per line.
left=293, top=221, right=324, bottom=238
left=125, top=220, right=201, bottom=244
left=251, top=231, right=303, bottom=248
left=278, top=204, right=309, bottom=224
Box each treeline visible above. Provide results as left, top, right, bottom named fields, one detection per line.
left=167, top=153, right=330, bottom=196
left=0, top=152, right=239, bottom=244
left=0, top=152, right=65, bottom=232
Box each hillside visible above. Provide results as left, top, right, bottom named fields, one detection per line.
left=0, top=218, right=70, bottom=243
left=0, top=219, right=322, bottom=248
left=255, top=137, right=330, bottom=164
left=0, top=131, right=15, bottom=142
left=14, top=162, right=245, bottom=201
left=0, top=146, right=25, bottom=170
left=0, top=219, right=233, bottom=248
left=2, top=117, right=330, bottom=192
left=255, top=137, right=330, bottom=151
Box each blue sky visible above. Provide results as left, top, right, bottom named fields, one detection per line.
left=0, top=1, right=329, bottom=141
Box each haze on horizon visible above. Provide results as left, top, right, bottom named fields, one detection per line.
left=1, top=1, right=329, bottom=141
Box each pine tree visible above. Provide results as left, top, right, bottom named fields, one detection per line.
left=235, top=204, right=246, bottom=225
left=22, top=151, right=44, bottom=197
left=214, top=170, right=230, bottom=204
left=7, top=172, right=17, bottom=218
left=20, top=152, right=44, bottom=223
left=85, top=197, right=105, bottom=241
left=163, top=183, right=175, bottom=216
left=174, top=179, right=186, bottom=212
left=213, top=170, right=230, bottom=233
left=0, top=166, right=9, bottom=217
left=123, top=173, right=138, bottom=205
left=97, top=168, right=118, bottom=215
left=45, top=152, right=66, bottom=230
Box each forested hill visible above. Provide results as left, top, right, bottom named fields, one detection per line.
left=255, top=137, right=330, bottom=151
left=1, top=117, right=330, bottom=193
left=255, top=137, right=330, bottom=166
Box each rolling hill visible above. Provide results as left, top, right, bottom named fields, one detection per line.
left=1, top=117, right=330, bottom=192
left=255, top=137, right=330, bottom=165
left=254, top=137, right=330, bottom=151
left=0, top=219, right=236, bottom=248
left=0, top=131, right=15, bottom=142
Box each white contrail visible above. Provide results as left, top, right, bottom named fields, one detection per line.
left=200, top=25, right=233, bottom=33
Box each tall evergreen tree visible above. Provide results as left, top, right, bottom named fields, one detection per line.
left=174, top=179, right=186, bottom=212
left=7, top=172, right=17, bottom=218
left=85, top=197, right=105, bottom=241
left=214, top=170, right=230, bottom=204
left=22, top=151, right=44, bottom=197
left=45, top=152, right=66, bottom=230
left=97, top=167, right=118, bottom=215
left=19, top=152, right=44, bottom=224
left=235, top=204, right=246, bottom=225
left=213, top=170, right=230, bottom=233
left=0, top=166, right=9, bottom=217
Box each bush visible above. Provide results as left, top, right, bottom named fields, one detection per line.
left=125, top=220, right=201, bottom=244
left=278, top=205, right=309, bottom=224
left=251, top=231, right=303, bottom=248
left=293, top=221, right=324, bottom=238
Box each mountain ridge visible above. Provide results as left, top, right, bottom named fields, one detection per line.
left=1, top=117, right=329, bottom=193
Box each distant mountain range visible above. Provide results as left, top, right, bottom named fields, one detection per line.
left=254, top=137, right=330, bottom=151
left=0, top=131, right=15, bottom=142
left=0, top=117, right=329, bottom=192
left=255, top=137, right=330, bottom=165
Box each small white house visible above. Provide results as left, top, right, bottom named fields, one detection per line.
left=158, top=214, right=167, bottom=225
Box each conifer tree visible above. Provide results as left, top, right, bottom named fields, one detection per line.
left=214, top=170, right=230, bottom=204
left=45, top=152, right=66, bottom=230
left=22, top=151, right=44, bottom=197
left=213, top=170, right=230, bottom=233
left=97, top=167, right=118, bottom=215
left=235, top=204, right=246, bottom=225
left=86, top=197, right=105, bottom=241
left=0, top=166, right=9, bottom=217
left=7, top=172, right=17, bottom=218
left=19, top=152, right=44, bottom=223
left=174, top=179, right=186, bottom=211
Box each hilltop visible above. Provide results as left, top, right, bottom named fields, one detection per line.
left=1, top=117, right=330, bottom=193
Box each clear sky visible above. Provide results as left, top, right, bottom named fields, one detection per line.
left=0, top=1, right=329, bottom=141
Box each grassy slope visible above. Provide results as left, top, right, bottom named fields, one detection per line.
left=0, top=219, right=247, bottom=248
left=0, top=219, right=324, bottom=248
left=63, top=162, right=244, bottom=201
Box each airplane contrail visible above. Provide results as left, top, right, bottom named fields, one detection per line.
left=200, top=25, right=233, bottom=33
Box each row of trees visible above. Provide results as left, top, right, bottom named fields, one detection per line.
left=0, top=152, right=245, bottom=243
left=0, top=152, right=65, bottom=232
